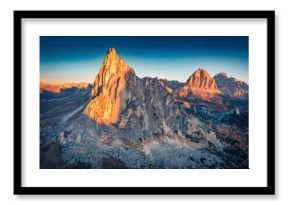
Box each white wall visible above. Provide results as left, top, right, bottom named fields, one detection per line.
left=0, top=0, right=287, bottom=204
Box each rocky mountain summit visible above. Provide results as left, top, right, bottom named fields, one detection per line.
left=177, top=68, right=221, bottom=101
left=83, top=48, right=134, bottom=125
left=187, top=68, right=218, bottom=91
left=214, top=72, right=248, bottom=98
left=40, top=48, right=249, bottom=169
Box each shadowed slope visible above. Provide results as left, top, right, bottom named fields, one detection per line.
left=214, top=72, right=248, bottom=98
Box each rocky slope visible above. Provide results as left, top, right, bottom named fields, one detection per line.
left=214, top=72, right=248, bottom=98
left=159, top=79, right=185, bottom=93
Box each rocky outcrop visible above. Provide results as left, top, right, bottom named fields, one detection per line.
left=83, top=48, right=134, bottom=125
left=214, top=72, right=248, bottom=98
left=186, top=68, right=218, bottom=91
left=177, top=68, right=220, bottom=101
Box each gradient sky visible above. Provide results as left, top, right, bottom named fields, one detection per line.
left=40, top=36, right=248, bottom=84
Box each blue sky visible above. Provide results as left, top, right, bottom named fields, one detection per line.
left=40, top=36, right=248, bottom=84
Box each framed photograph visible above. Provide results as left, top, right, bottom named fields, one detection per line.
left=14, top=10, right=275, bottom=195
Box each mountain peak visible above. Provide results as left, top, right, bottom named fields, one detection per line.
left=186, top=68, right=218, bottom=91
left=214, top=72, right=248, bottom=98
left=108, top=47, right=117, bottom=55
left=177, top=68, right=219, bottom=101
left=104, top=48, right=117, bottom=61
left=84, top=48, right=135, bottom=125
left=193, top=68, right=210, bottom=78
left=102, top=48, right=133, bottom=76
left=215, top=72, right=228, bottom=79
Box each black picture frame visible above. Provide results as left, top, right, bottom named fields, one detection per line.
left=14, top=10, right=275, bottom=195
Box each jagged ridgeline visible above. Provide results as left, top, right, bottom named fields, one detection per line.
left=40, top=48, right=249, bottom=169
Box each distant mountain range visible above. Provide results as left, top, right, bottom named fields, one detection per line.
left=40, top=48, right=249, bottom=169
left=40, top=81, right=90, bottom=93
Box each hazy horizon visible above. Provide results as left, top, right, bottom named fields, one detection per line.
left=40, top=36, right=249, bottom=84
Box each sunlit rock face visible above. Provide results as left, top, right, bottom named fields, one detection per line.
left=83, top=48, right=134, bottom=125
left=186, top=68, right=218, bottom=91
left=177, top=68, right=220, bottom=101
